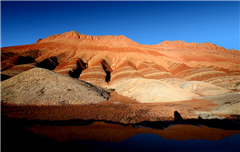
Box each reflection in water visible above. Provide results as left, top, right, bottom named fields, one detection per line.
left=2, top=120, right=240, bottom=152
left=27, top=121, right=240, bottom=142
left=28, top=121, right=240, bottom=152
left=72, top=133, right=240, bottom=152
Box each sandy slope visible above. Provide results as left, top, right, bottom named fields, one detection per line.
left=1, top=68, right=110, bottom=105
left=179, top=81, right=230, bottom=96
left=105, top=77, right=232, bottom=103
left=113, top=78, right=198, bottom=103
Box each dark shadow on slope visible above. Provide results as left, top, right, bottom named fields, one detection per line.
left=17, top=56, right=36, bottom=65
left=1, top=52, right=19, bottom=61
left=69, top=59, right=87, bottom=79
left=1, top=50, right=39, bottom=61
left=36, top=57, right=59, bottom=70
left=1, top=74, right=11, bottom=81
left=101, top=60, right=113, bottom=83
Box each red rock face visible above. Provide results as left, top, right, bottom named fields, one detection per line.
left=137, top=61, right=174, bottom=79
left=1, top=63, right=36, bottom=79
left=54, top=58, right=86, bottom=77
left=1, top=31, right=240, bottom=87
left=79, top=60, right=108, bottom=85
left=167, top=62, right=228, bottom=81
left=111, top=60, right=143, bottom=83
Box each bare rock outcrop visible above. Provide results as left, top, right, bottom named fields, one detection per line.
left=1, top=68, right=110, bottom=105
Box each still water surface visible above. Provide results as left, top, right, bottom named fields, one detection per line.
left=2, top=120, right=240, bottom=152
left=72, top=133, right=240, bottom=152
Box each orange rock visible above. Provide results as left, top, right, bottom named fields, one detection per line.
left=1, top=31, right=239, bottom=90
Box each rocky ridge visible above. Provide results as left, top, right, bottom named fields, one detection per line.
left=1, top=31, right=240, bottom=104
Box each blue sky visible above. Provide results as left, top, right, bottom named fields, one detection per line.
left=1, top=1, right=239, bottom=50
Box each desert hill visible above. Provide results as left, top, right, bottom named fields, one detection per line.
left=1, top=31, right=240, bottom=104
left=1, top=68, right=110, bottom=105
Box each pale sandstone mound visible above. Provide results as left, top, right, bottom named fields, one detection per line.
left=114, top=78, right=198, bottom=103
left=1, top=68, right=110, bottom=105
left=180, top=81, right=230, bottom=96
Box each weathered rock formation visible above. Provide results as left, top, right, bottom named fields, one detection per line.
left=1, top=68, right=110, bottom=105
left=1, top=31, right=240, bottom=103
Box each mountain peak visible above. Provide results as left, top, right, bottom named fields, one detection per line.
left=37, top=31, right=81, bottom=42
left=37, top=31, right=138, bottom=45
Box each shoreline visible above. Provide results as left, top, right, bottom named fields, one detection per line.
left=1, top=99, right=238, bottom=124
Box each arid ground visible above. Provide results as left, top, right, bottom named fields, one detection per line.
left=2, top=31, right=240, bottom=124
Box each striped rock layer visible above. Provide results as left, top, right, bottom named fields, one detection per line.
left=1, top=31, right=240, bottom=90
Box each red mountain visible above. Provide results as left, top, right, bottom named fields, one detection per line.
left=2, top=31, right=239, bottom=88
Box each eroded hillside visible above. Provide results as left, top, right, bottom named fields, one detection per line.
left=1, top=31, right=240, bottom=104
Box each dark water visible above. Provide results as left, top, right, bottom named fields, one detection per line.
left=2, top=119, right=240, bottom=152
left=72, top=133, right=240, bottom=152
